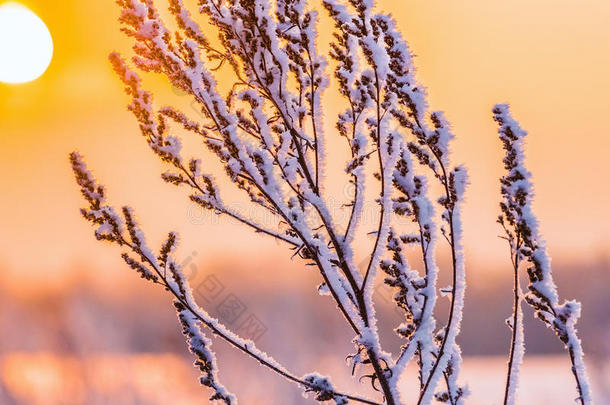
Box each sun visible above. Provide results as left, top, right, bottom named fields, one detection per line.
left=0, top=2, right=53, bottom=84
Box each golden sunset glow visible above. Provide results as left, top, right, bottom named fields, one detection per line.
left=0, top=1, right=608, bottom=403
left=0, top=2, right=53, bottom=84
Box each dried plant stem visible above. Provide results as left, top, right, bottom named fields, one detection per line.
left=417, top=155, right=463, bottom=405
left=417, top=222, right=456, bottom=404
left=357, top=70, right=396, bottom=405
left=442, top=371, right=458, bottom=405
left=569, top=346, right=587, bottom=405
left=361, top=71, right=386, bottom=291
left=503, top=235, right=523, bottom=405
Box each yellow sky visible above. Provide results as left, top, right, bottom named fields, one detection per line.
left=1, top=0, right=609, bottom=287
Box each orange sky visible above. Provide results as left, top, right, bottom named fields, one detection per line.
left=1, top=0, right=609, bottom=288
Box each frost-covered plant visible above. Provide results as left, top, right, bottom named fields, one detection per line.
left=69, top=0, right=591, bottom=404
left=493, top=105, right=591, bottom=405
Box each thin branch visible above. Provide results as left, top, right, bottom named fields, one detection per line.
left=503, top=234, right=523, bottom=405
left=120, top=234, right=381, bottom=405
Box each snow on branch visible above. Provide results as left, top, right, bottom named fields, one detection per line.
left=67, top=0, right=594, bottom=403
left=494, top=104, right=592, bottom=405
left=70, top=152, right=382, bottom=405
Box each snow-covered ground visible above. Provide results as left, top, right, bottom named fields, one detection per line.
left=0, top=353, right=607, bottom=404
left=399, top=355, right=609, bottom=405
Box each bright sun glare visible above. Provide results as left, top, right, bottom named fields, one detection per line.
left=0, top=2, right=53, bottom=84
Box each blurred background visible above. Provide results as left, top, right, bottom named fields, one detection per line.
left=0, top=0, right=609, bottom=404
